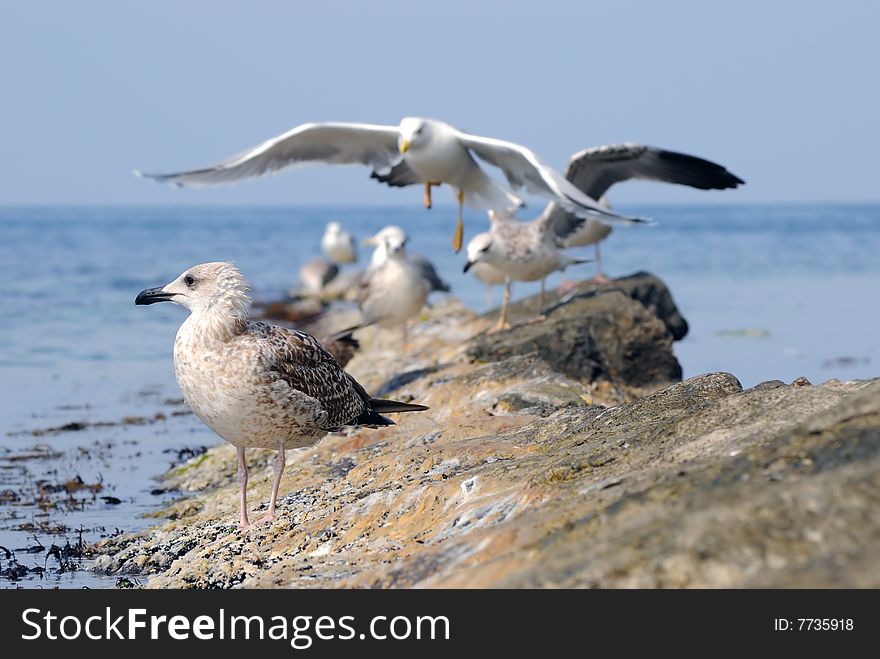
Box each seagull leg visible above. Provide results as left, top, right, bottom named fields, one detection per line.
left=589, top=241, right=613, bottom=285
left=255, top=442, right=286, bottom=525
left=423, top=182, right=433, bottom=209
left=485, top=285, right=493, bottom=311
left=402, top=322, right=409, bottom=352
left=453, top=190, right=465, bottom=253
left=526, top=279, right=548, bottom=324
left=236, top=447, right=250, bottom=529
left=488, top=279, right=513, bottom=334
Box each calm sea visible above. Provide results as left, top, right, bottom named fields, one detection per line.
left=0, top=204, right=878, bottom=586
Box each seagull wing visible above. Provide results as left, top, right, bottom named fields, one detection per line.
left=562, top=143, right=745, bottom=200
left=250, top=323, right=368, bottom=429
left=136, top=122, right=402, bottom=187
left=454, top=130, right=647, bottom=225
left=546, top=144, right=745, bottom=241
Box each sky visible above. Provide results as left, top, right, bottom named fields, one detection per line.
left=1, top=1, right=878, bottom=207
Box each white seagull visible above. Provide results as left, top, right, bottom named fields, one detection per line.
left=464, top=233, right=508, bottom=309
left=542, top=144, right=744, bottom=282
left=359, top=228, right=431, bottom=348
left=321, top=221, right=358, bottom=264
left=135, top=262, right=427, bottom=528
left=364, top=225, right=450, bottom=295
left=135, top=117, right=646, bottom=252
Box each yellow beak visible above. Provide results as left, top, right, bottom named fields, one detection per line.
left=362, top=236, right=377, bottom=247
left=399, top=140, right=411, bottom=154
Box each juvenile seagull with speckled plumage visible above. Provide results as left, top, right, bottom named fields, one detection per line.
left=135, top=262, right=427, bottom=528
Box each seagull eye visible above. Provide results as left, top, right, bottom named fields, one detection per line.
left=184, top=275, right=196, bottom=287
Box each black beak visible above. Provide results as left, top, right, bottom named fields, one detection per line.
left=135, top=286, right=174, bottom=305
left=463, top=261, right=473, bottom=273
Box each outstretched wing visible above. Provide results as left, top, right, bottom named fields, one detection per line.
left=545, top=144, right=744, bottom=241
left=136, top=122, right=402, bottom=187
left=562, top=143, right=744, bottom=200
left=454, top=130, right=647, bottom=225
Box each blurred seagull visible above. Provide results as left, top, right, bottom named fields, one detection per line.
left=297, top=258, right=339, bottom=297
left=542, top=144, right=744, bottom=282
left=359, top=228, right=431, bottom=348
left=321, top=222, right=358, bottom=264
left=364, top=225, right=450, bottom=295
left=135, top=262, right=427, bottom=528
left=135, top=118, right=647, bottom=253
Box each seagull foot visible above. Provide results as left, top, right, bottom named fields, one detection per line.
left=588, top=274, right=614, bottom=285
left=253, top=512, right=277, bottom=525
left=557, top=279, right=580, bottom=295
left=524, top=314, right=547, bottom=325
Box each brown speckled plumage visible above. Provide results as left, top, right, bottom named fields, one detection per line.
left=137, top=262, right=427, bottom=527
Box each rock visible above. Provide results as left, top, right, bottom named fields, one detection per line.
left=90, top=274, right=880, bottom=589
left=503, top=271, right=689, bottom=341
left=469, top=289, right=681, bottom=387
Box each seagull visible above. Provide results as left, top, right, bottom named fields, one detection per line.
left=464, top=233, right=508, bottom=309
left=364, top=225, right=451, bottom=295
left=135, top=262, right=427, bottom=528
left=358, top=228, right=431, bottom=347
left=321, top=222, right=358, bottom=264
left=463, top=211, right=588, bottom=332
left=542, top=144, right=744, bottom=282
left=135, top=118, right=646, bottom=253
left=297, top=257, right=339, bottom=297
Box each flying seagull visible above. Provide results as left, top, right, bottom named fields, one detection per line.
left=542, top=143, right=744, bottom=282
left=135, top=118, right=646, bottom=253
left=135, top=261, right=427, bottom=528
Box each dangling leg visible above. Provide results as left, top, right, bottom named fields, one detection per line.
left=485, top=285, right=493, bottom=311
left=589, top=241, right=612, bottom=285
left=453, top=190, right=465, bottom=253
left=236, top=447, right=250, bottom=529
left=255, top=441, right=286, bottom=525
left=423, top=182, right=433, bottom=209
left=489, top=278, right=512, bottom=333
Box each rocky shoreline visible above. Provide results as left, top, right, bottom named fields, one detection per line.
left=92, top=273, right=880, bottom=588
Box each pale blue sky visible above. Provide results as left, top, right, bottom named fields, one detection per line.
left=1, top=1, right=877, bottom=206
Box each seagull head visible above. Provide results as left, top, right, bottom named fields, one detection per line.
left=398, top=117, right=431, bottom=154
left=325, top=221, right=342, bottom=235
left=135, top=261, right=252, bottom=318
left=463, top=232, right=493, bottom=273
left=365, top=225, right=408, bottom=257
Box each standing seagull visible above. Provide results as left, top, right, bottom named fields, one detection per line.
left=364, top=225, right=451, bottom=295
left=135, top=117, right=646, bottom=253
left=359, top=228, right=430, bottom=348
left=321, top=222, right=358, bottom=264
left=543, top=144, right=744, bottom=282
left=135, top=262, right=427, bottom=528
left=463, top=211, right=588, bottom=332
left=464, top=233, right=508, bottom=309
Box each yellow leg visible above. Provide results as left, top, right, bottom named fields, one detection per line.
left=453, top=190, right=465, bottom=253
